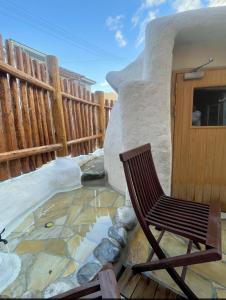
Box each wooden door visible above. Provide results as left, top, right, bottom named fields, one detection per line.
left=172, top=68, right=226, bottom=211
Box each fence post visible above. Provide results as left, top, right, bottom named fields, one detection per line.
left=47, top=55, right=68, bottom=157
left=95, top=91, right=105, bottom=147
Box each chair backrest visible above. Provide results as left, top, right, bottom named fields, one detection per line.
left=119, top=144, right=164, bottom=221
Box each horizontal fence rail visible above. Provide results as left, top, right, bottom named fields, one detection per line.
left=0, top=34, right=115, bottom=181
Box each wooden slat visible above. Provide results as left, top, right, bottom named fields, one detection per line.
left=40, top=63, right=56, bottom=160
left=0, top=59, right=53, bottom=91
left=31, top=61, right=47, bottom=164
left=15, top=45, right=35, bottom=169
left=61, top=91, right=100, bottom=106
left=33, top=60, right=52, bottom=162
left=0, top=144, right=62, bottom=162
left=67, top=134, right=102, bottom=146
left=0, top=35, right=10, bottom=180
left=131, top=276, right=158, bottom=299
left=23, top=53, right=43, bottom=167
left=47, top=55, right=68, bottom=157
left=5, top=40, right=30, bottom=173
left=0, top=56, right=21, bottom=177
left=118, top=267, right=141, bottom=299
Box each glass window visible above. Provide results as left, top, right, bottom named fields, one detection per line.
left=192, top=87, right=226, bottom=126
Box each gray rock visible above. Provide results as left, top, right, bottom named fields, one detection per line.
left=93, top=238, right=120, bottom=264
left=108, top=226, right=127, bottom=247
left=77, top=262, right=102, bottom=285
left=115, top=206, right=137, bottom=230
left=44, top=279, right=74, bottom=298
left=82, top=170, right=105, bottom=181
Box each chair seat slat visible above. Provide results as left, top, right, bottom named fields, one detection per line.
left=163, top=195, right=209, bottom=207
left=147, top=218, right=207, bottom=244
left=160, top=198, right=209, bottom=216
left=152, top=203, right=208, bottom=225
left=150, top=209, right=208, bottom=230
left=155, top=203, right=209, bottom=223
left=156, top=200, right=209, bottom=219
left=146, top=215, right=207, bottom=238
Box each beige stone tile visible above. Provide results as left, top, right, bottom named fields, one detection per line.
left=21, top=253, right=36, bottom=270
left=49, top=192, right=75, bottom=205
left=73, top=207, right=116, bottom=225
left=126, top=226, right=151, bottom=265
left=66, top=205, right=84, bottom=225
left=185, top=269, right=214, bottom=298
left=190, top=259, right=226, bottom=287
left=16, top=240, right=45, bottom=254
left=159, top=232, right=188, bottom=257
left=26, top=226, right=62, bottom=240
left=34, top=196, right=72, bottom=224
left=63, top=261, right=78, bottom=277
left=67, top=235, right=82, bottom=259
left=27, top=252, right=69, bottom=291
left=72, top=224, right=92, bottom=237
left=13, top=214, right=35, bottom=234
left=221, top=220, right=226, bottom=231
left=55, top=216, right=67, bottom=226
left=45, top=239, right=67, bottom=256
left=147, top=269, right=181, bottom=293
left=216, top=288, right=226, bottom=298
left=72, top=188, right=98, bottom=201
left=222, top=231, right=226, bottom=254
left=60, top=227, right=75, bottom=239
left=89, top=190, right=119, bottom=208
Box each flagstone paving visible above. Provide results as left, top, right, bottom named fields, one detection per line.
left=1, top=186, right=125, bottom=298
left=126, top=220, right=226, bottom=299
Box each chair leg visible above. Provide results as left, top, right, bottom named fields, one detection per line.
left=193, top=241, right=201, bottom=250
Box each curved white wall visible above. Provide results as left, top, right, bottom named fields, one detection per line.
left=105, top=6, right=226, bottom=195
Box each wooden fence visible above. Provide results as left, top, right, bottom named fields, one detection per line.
left=0, top=35, right=115, bottom=181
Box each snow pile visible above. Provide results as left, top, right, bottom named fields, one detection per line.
left=0, top=149, right=103, bottom=237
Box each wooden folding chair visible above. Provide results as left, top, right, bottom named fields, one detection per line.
left=119, top=144, right=221, bottom=299
left=52, top=264, right=120, bottom=299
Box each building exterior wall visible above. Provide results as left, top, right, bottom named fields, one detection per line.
left=105, top=6, right=226, bottom=196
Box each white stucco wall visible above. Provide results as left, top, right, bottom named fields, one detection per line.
left=105, top=6, right=226, bottom=195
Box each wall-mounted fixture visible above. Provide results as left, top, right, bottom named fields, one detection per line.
left=184, top=58, right=214, bottom=80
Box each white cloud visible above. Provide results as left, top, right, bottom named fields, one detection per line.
left=106, top=15, right=127, bottom=48
left=115, top=30, right=127, bottom=48
left=145, top=0, right=166, bottom=7
left=132, top=0, right=165, bottom=27
left=136, top=10, right=157, bottom=46
left=172, top=0, right=202, bottom=12
left=105, top=15, right=124, bottom=31
left=208, top=0, right=226, bottom=6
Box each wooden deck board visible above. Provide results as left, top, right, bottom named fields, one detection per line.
left=118, top=267, right=183, bottom=299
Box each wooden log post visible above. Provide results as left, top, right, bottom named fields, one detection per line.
left=95, top=91, right=105, bottom=148
left=47, top=55, right=68, bottom=157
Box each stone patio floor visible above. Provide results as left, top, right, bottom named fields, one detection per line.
left=1, top=186, right=125, bottom=298
left=126, top=221, right=226, bottom=299
left=1, top=155, right=226, bottom=298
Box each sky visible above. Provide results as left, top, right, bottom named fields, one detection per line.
left=0, top=0, right=225, bottom=92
